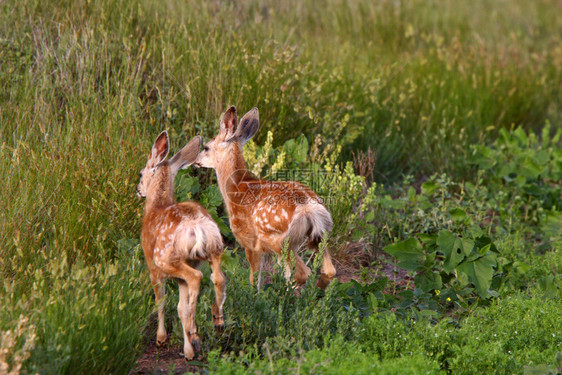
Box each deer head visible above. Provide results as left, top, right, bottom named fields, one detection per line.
left=196, top=106, right=259, bottom=169
left=137, top=131, right=201, bottom=199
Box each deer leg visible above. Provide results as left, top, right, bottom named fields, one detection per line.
left=245, top=248, right=261, bottom=290
left=177, top=280, right=194, bottom=359
left=185, top=268, right=202, bottom=355
left=150, top=271, right=167, bottom=346
left=209, top=254, right=226, bottom=333
left=257, top=254, right=264, bottom=291
left=293, top=250, right=312, bottom=287
left=316, top=245, right=336, bottom=290
left=286, top=238, right=311, bottom=287
left=159, top=262, right=203, bottom=360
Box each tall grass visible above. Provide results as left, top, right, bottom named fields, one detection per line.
left=4, top=0, right=559, bottom=175
left=0, top=0, right=560, bottom=373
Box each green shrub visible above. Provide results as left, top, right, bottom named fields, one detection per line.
left=359, top=292, right=562, bottom=375
left=208, top=336, right=442, bottom=374
left=470, top=123, right=562, bottom=248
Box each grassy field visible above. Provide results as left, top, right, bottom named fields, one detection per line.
left=0, top=0, right=560, bottom=374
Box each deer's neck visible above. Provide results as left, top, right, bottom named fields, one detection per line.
left=145, top=165, right=175, bottom=214
left=215, top=145, right=256, bottom=213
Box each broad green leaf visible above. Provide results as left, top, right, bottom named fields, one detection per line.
left=460, top=238, right=475, bottom=255
left=456, top=254, right=497, bottom=298
left=475, top=236, right=498, bottom=253
left=436, top=230, right=456, bottom=255
left=415, top=271, right=442, bottom=292
left=175, top=174, right=200, bottom=201
left=498, top=162, right=516, bottom=180
left=421, top=181, right=439, bottom=195
left=457, top=269, right=469, bottom=286
left=469, top=224, right=483, bottom=238
left=397, top=259, right=424, bottom=271
left=443, top=252, right=463, bottom=273
left=437, top=231, right=473, bottom=272
left=513, top=261, right=530, bottom=274
left=423, top=252, right=436, bottom=268
left=535, top=149, right=550, bottom=165
left=418, top=233, right=437, bottom=247
left=469, top=145, right=494, bottom=169
left=202, top=185, right=223, bottom=208
left=513, top=126, right=529, bottom=146
left=383, top=238, right=423, bottom=270
left=438, top=231, right=462, bottom=273
left=520, top=156, right=543, bottom=179
left=450, top=208, right=467, bottom=222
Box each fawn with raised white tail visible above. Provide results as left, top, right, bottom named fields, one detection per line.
left=196, top=106, right=336, bottom=290
left=137, top=131, right=225, bottom=360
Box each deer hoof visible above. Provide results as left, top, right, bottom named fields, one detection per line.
left=191, top=337, right=201, bottom=353
left=214, top=323, right=225, bottom=334
left=316, top=276, right=331, bottom=290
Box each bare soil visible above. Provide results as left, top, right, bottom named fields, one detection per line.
left=129, top=341, right=205, bottom=375
left=129, top=314, right=207, bottom=375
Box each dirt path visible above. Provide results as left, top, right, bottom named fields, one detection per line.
left=129, top=311, right=208, bottom=375
left=129, top=340, right=204, bottom=375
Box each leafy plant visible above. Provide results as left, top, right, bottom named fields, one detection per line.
left=384, top=229, right=501, bottom=300
left=470, top=123, right=562, bottom=249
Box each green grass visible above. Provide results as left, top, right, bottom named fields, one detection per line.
left=0, top=0, right=560, bottom=373
left=207, top=291, right=561, bottom=374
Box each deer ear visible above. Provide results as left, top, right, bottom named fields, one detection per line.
left=220, top=106, right=238, bottom=140
left=169, top=135, right=201, bottom=173
left=235, top=107, right=259, bottom=144
left=150, top=131, right=170, bottom=165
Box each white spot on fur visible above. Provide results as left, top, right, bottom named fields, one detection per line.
left=281, top=209, right=288, bottom=219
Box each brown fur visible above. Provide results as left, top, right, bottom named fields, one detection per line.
left=138, top=132, right=226, bottom=360
left=196, top=107, right=336, bottom=290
